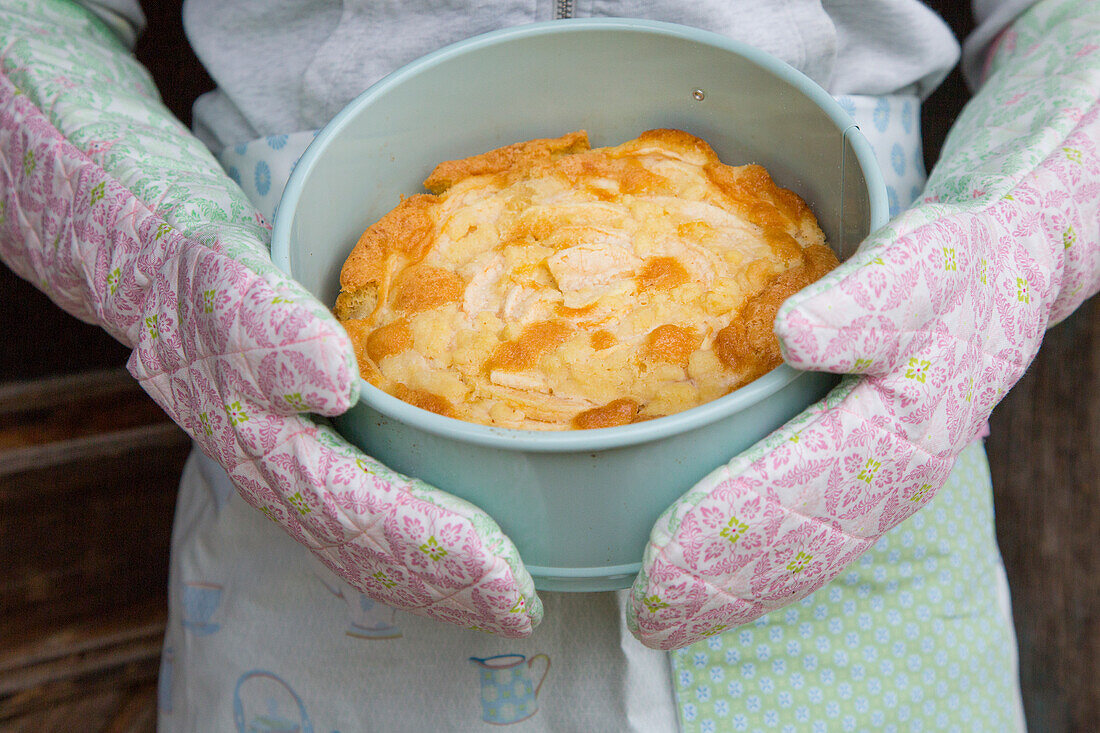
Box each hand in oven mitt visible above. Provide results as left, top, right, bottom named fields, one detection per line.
left=628, top=0, right=1100, bottom=649
left=0, top=0, right=540, bottom=636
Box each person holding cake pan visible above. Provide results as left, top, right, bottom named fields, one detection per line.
left=1, top=0, right=1097, bottom=730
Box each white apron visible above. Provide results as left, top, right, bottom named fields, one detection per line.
left=157, top=95, right=1025, bottom=732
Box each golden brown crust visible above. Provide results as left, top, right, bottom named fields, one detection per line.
left=714, top=243, right=838, bottom=378
left=336, top=191, right=440, bottom=323
left=590, top=330, right=617, bottom=350
left=335, top=129, right=837, bottom=430
left=339, top=319, right=384, bottom=385
left=333, top=287, right=378, bottom=321
left=364, top=317, right=412, bottom=363
left=391, top=264, right=465, bottom=313
left=423, top=131, right=591, bottom=194
left=637, top=256, right=691, bottom=292
left=338, top=193, right=439, bottom=302
left=555, top=153, right=669, bottom=196
left=642, top=324, right=701, bottom=369
left=391, top=383, right=456, bottom=418
left=571, top=398, right=640, bottom=430
left=484, top=320, right=575, bottom=373
left=704, top=163, right=813, bottom=236
left=626, top=128, right=723, bottom=160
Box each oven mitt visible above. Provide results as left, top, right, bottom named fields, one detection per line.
left=0, top=0, right=541, bottom=636
left=629, top=0, right=1100, bottom=650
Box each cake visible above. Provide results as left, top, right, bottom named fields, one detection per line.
left=334, top=129, right=838, bottom=430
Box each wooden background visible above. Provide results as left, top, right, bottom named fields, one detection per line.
left=0, top=1, right=1096, bottom=730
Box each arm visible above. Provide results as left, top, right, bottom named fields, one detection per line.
left=0, top=0, right=541, bottom=635
left=629, top=0, right=1099, bottom=649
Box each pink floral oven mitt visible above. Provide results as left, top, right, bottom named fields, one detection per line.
left=629, top=0, right=1100, bottom=649
left=0, top=0, right=540, bottom=635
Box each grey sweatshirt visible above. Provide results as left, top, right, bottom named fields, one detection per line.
left=83, top=1, right=1034, bottom=151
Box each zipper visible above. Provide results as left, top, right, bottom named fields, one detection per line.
left=555, top=0, right=574, bottom=19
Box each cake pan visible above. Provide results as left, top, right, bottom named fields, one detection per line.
left=272, top=19, right=888, bottom=591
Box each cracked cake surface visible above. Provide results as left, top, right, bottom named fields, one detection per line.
left=334, top=129, right=837, bottom=430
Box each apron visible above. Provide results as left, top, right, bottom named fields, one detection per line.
left=156, top=95, right=1025, bottom=732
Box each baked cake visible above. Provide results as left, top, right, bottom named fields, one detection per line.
left=334, top=129, right=837, bottom=430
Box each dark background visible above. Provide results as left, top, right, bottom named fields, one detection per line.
left=0, top=0, right=1096, bottom=729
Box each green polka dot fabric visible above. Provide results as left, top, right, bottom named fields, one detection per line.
left=670, top=442, right=1025, bottom=732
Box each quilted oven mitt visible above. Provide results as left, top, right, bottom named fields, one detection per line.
left=629, top=0, right=1100, bottom=650
left=0, top=0, right=541, bottom=636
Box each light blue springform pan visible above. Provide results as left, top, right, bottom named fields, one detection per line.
left=272, top=19, right=889, bottom=591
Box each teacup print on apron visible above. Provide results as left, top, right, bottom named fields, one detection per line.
left=468, top=653, right=551, bottom=725
left=181, top=581, right=224, bottom=635
left=316, top=572, right=403, bottom=639
left=343, top=595, right=402, bottom=639
left=233, top=670, right=314, bottom=733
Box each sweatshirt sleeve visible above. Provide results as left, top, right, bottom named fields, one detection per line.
left=962, top=0, right=1040, bottom=89
left=75, top=0, right=146, bottom=48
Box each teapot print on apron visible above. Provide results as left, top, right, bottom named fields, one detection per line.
left=233, top=670, right=314, bottom=733
left=468, top=653, right=551, bottom=725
